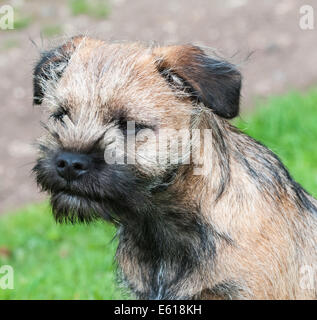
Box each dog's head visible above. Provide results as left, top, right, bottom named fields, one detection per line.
left=32, top=36, right=241, bottom=223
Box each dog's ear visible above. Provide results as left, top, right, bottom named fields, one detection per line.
left=33, top=36, right=84, bottom=105
left=154, top=45, right=241, bottom=119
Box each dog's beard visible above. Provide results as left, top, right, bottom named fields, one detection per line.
left=50, top=192, right=107, bottom=223
left=33, top=155, right=152, bottom=224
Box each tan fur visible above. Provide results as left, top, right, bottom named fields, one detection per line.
left=35, top=36, right=317, bottom=300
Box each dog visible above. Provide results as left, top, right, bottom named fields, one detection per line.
left=32, top=36, right=317, bottom=299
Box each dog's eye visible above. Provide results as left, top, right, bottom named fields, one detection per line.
left=158, top=68, right=186, bottom=90
left=117, top=118, right=154, bottom=135
left=50, top=107, right=68, bottom=122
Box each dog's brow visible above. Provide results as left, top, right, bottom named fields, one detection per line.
left=85, top=131, right=107, bottom=154
left=105, top=108, right=156, bottom=131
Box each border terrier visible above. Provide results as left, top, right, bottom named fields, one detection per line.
left=32, top=36, right=317, bottom=300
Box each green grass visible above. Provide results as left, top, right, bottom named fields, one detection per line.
left=13, top=9, right=32, bottom=30
left=69, top=0, right=110, bottom=19
left=0, top=88, right=316, bottom=299
left=0, top=203, right=126, bottom=300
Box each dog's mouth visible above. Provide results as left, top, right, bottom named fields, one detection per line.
left=33, top=155, right=151, bottom=224
left=35, top=175, right=124, bottom=223
left=52, top=183, right=104, bottom=203
left=50, top=190, right=111, bottom=223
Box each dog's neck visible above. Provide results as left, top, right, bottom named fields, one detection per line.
left=115, top=196, right=216, bottom=299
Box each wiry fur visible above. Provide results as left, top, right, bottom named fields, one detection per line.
left=32, top=36, right=317, bottom=299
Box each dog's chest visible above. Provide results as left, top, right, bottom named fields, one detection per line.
left=115, top=219, right=212, bottom=300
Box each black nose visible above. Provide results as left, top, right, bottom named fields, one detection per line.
left=55, top=152, right=91, bottom=181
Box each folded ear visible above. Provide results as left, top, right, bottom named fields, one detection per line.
left=154, top=45, right=242, bottom=119
left=33, top=36, right=84, bottom=105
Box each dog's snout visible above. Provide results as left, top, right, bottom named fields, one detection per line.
left=56, top=152, right=91, bottom=180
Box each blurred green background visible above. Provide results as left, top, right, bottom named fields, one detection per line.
left=0, top=0, right=316, bottom=299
